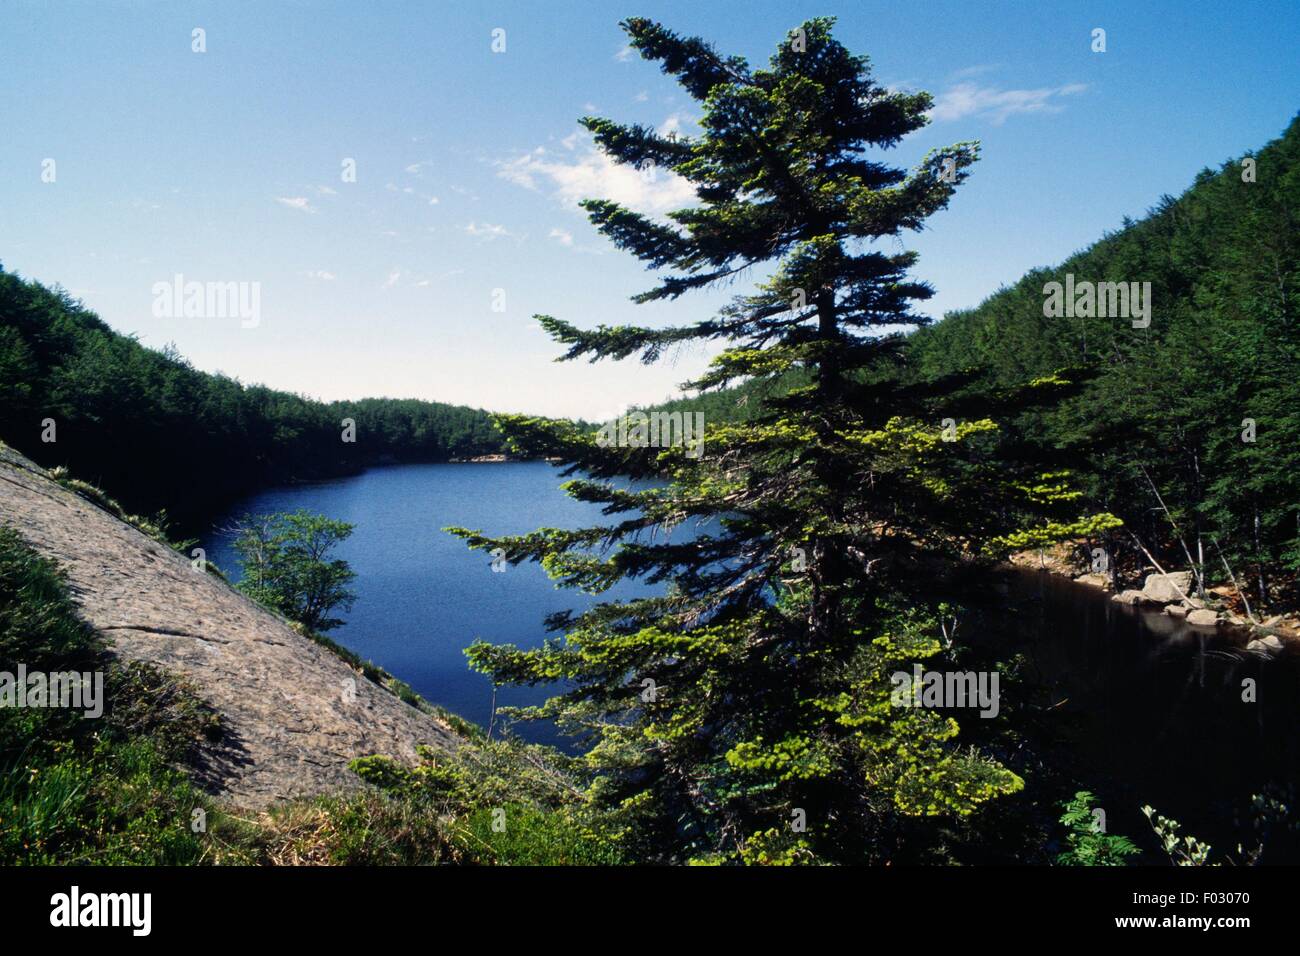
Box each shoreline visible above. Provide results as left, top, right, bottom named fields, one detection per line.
left=1008, top=544, right=1299, bottom=647
left=446, top=455, right=562, bottom=463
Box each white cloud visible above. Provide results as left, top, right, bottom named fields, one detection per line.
left=634, top=91, right=649, bottom=103
left=497, top=137, right=696, bottom=217
left=275, top=196, right=315, bottom=213
left=930, top=82, right=1087, bottom=125
left=614, top=44, right=635, bottom=62
left=548, top=227, right=574, bottom=246
left=659, top=112, right=689, bottom=137
left=305, top=270, right=336, bottom=280
left=463, top=221, right=517, bottom=241
left=382, top=269, right=401, bottom=289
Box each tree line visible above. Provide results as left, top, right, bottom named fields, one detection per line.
left=0, top=270, right=509, bottom=528
left=907, top=113, right=1300, bottom=610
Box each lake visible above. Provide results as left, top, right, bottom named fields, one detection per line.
left=202, top=461, right=658, bottom=749
left=203, top=461, right=1300, bottom=858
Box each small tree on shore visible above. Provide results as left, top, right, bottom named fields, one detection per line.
left=230, top=510, right=357, bottom=633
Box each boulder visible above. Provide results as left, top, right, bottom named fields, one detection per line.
left=1247, top=635, right=1284, bottom=654
left=1140, top=571, right=1193, bottom=604
left=1073, top=572, right=1112, bottom=591
left=1112, top=590, right=1143, bottom=605
left=1186, top=608, right=1219, bottom=627
left=1164, top=603, right=1188, bottom=619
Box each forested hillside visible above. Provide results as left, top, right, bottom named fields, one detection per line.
left=907, top=113, right=1300, bottom=608
left=656, top=115, right=1300, bottom=609
left=0, top=268, right=508, bottom=525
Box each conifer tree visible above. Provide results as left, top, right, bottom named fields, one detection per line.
left=451, top=17, right=1112, bottom=863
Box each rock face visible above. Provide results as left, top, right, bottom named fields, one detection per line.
left=0, top=447, right=460, bottom=808
left=1140, top=570, right=1193, bottom=604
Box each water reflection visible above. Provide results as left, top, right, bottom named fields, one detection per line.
left=970, top=568, right=1299, bottom=859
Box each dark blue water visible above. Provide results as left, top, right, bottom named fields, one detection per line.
left=202, top=461, right=658, bottom=746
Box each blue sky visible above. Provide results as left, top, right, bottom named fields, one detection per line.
left=2, top=0, right=1297, bottom=420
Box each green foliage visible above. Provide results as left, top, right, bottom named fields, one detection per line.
left=349, top=738, right=623, bottom=866
left=459, top=803, right=622, bottom=866
left=1141, top=804, right=1213, bottom=866
left=0, top=525, right=107, bottom=761
left=230, top=510, right=357, bottom=632
left=1055, top=791, right=1140, bottom=866
left=0, top=738, right=209, bottom=865
left=283, top=793, right=458, bottom=866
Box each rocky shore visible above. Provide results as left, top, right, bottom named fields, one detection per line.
left=1009, top=543, right=1298, bottom=653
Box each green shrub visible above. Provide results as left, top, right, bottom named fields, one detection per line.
left=458, top=803, right=622, bottom=866
left=1055, top=791, right=1140, bottom=865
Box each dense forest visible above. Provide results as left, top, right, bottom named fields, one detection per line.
left=907, top=113, right=1300, bottom=609
left=0, top=269, right=508, bottom=527
left=653, top=114, right=1300, bottom=612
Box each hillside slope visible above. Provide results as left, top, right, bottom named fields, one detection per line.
left=0, top=445, right=460, bottom=808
